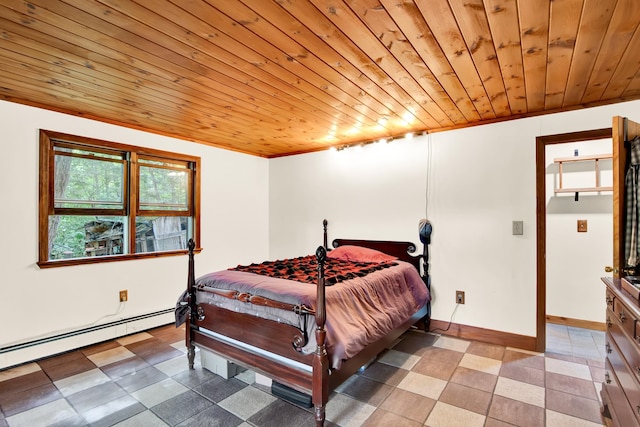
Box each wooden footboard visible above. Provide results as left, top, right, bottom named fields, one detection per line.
left=184, top=220, right=431, bottom=427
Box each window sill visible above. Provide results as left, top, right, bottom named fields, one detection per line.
left=37, top=247, right=203, bottom=269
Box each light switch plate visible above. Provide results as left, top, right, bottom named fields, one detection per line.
left=512, top=221, right=524, bottom=235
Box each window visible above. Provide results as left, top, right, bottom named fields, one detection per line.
left=38, top=130, right=200, bottom=267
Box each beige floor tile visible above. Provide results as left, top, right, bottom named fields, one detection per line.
left=432, top=335, right=470, bottom=353
left=0, top=362, right=41, bottom=382
left=324, top=393, right=377, bottom=427
left=88, top=346, right=135, bottom=367
left=493, top=377, right=545, bottom=408
left=217, top=386, right=276, bottom=420
left=545, top=357, right=592, bottom=381
left=458, top=353, right=502, bottom=376
left=53, top=368, right=111, bottom=397
left=425, top=401, right=486, bottom=427
left=5, top=398, right=77, bottom=427
left=546, top=409, right=605, bottom=426
left=117, top=332, right=153, bottom=346
left=131, top=378, right=188, bottom=408
left=397, top=371, right=447, bottom=400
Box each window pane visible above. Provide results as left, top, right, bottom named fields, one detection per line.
left=54, top=152, right=124, bottom=210
left=136, top=216, right=190, bottom=253
left=49, top=216, right=127, bottom=260
left=139, top=165, right=188, bottom=211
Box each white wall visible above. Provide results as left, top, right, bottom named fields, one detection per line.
left=545, top=140, right=612, bottom=323
left=269, top=100, right=640, bottom=338
left=0, top=101, right=269, bottom=368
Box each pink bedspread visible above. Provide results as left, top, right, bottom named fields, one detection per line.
left=194, top=259, right=429, bottom=370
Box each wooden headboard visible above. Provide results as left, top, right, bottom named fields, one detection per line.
left=332, top=238, right=421, bottom=272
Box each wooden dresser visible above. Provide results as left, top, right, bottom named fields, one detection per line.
left=602, top=277, right=640, bottom=426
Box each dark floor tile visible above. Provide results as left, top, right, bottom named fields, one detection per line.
left=361, top=408, right=422, bottom=427
left=499, top=361, right=545, bottom=387
left=152, top=390, right=214, bottom=426
left=545, top=372, right=598, bottom=400
left=0, top=382, right=61, bottom=417
left=378, top=388, right=435, bottom=423
left=38, top=350, right=87, bottom=370
left=484, top=417, right=519, bottom=427
left=0, top=370, right=51, bottom=398
left=438, top=382, right=491, bottom=415
left=358, top=361, right=408, bottom=386
left=193, top=375, right=247, bottom=403
left=40, top=357, right=96, bottom=381
left=176, top=404, right=242, bottom=426
left=67, top=381, right=127, bottom=413
left=126, top=339, right=183, bottom=365
left=589, top=365, right=606, bottom=383
left=100, top=355, right=151, bottom=380
left=449, top=366, right=497, bottom=393
left=545, top=388, right=605, bottom=424
left=391, top=332, right=438, bottom=356
left=466, top=342, right=506, bottom=360
left=116, top=366, right=168, bottom=393
left=148, top=324, right=186, bottom=343
left=337, top=375, right=393, bottom=406
left=488, top=395, right=544, bottom=427
left=248, top=399, right=316, bottom=427
left=411, top=347, right=463, bottom=381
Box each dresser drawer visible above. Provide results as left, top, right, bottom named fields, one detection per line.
left=607, top=335, right=640, bottom=423
left=603, top=358, right=640, bottom=427
left=613, top=297, right=637, bottom=342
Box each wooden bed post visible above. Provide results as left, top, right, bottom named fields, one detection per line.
left=186, top=238, right=196, bottom=369
left=323, top=219, right=328, bottom=250
left=313, top=246, right=329, bottom=427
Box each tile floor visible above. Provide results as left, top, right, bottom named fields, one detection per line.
left=0, top=323, right=608, bottom=427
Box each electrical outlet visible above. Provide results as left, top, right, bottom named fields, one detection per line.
left=119, top=290, right=128, bottom=302
left=456, top=290, right=465, bottom=304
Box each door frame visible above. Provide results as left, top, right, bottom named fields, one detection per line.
left=535, top=128, right=612, bottom=352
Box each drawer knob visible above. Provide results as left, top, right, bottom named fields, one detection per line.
left=606, top=343, right=612, bottom=354
left=620, top=310, right=626, bottom=322
left=606, top=295, right=613, bottom=306
left=605, top=372, right=611, bottom=384
left=607, top=316, right=612, bottom=329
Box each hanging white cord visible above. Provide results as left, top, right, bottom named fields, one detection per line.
left=425, top=132, right=432, bottom=218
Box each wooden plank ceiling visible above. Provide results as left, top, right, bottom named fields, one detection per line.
left=1, top=1, right=639, bottom=158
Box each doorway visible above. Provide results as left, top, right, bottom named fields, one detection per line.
left=535, top=128, right=612, bottom=352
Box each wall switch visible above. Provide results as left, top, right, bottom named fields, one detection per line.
left=119, top=290, right=128, bottom=302
left=512, top=221, right=524, bottom=235
left=577, top=219, right=587, bottom=232
left=456, top=291, right=465, bottom=304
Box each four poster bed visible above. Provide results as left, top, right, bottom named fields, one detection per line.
left=176, top=220, right=431, bottom=426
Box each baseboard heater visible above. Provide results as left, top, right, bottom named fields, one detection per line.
left=0, top=308, right=173, bottom=355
